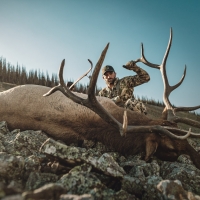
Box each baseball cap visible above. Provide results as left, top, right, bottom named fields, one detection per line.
left=102, top=65, right=115, bottom=75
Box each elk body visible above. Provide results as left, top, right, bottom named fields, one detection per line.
left=1, top=84, right=199, bottom=169
left=1, top=28, right=200, bottom=169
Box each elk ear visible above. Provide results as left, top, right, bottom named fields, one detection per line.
left=145, top=138, right=158, bottom=161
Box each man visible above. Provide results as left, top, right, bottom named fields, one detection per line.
left=98, top=61, right=150, bottom=114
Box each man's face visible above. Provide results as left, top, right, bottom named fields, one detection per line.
left=103, top=71, right=116, bottom=85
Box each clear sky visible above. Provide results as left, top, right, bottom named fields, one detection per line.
left=0, top=0, right=200, bottom=113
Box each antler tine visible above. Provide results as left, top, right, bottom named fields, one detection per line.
left=134, top=43, right=160, bottom=69
left=58, top=59, right=86, bottom=104
left=85, top=43, right=128, bottom=136
left=43, top=59, right=87, bottom=104
left=87, top=44, right=109, bottom=95
left=126, top=124, right=193, bottom=139
left=169, top=64, right=200, bottom=115
left=160, top=28, right=186, bottom=115
left=170, top=65, right=186, bottom=92
left=43, top=59, right=68, bottom=97
left=88, top=59, right=93, bottom=67
left=137, top=43, right=160, bottom=69
left=168, top=65, right=199, bottom=117
left=174, top=105, right=200, bottom=113
left=173, top=117, right=200, bottom=129
left=160, top=28, right=174, bottom=111
left=164, top=127, right=200, bottom=137
left=68, top=59, right=93, bottom=90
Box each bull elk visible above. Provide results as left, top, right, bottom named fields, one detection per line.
left=0, top=28, right=200, bottom=169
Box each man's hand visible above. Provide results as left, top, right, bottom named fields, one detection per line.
left=123, top=60, right=143, bottom=73
left=123, top=60, right=138, bottom=70
left=112, top=96, right=121, bottom=103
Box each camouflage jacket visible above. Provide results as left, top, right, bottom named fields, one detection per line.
left=98, top=65, right=150, bottom=107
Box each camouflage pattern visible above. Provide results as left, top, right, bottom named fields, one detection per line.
left=125, top=98, right=147, bottom=115
left=99, top=62, right=150, bottom=114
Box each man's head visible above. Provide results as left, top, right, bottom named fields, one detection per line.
left=102, top=65, right=116, bottom=86
left=102, top=65, right=115, bottom=75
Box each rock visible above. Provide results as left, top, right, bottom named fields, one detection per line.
left=1, top=120, right=200, bottom=199
left=157, top=180, right=200, bottom=200
left=59, top=194, right=94, bottom=200
left=1, top=194, right=22, bottom=200
left=0, top=152, right=24, bottom=179
left=22, top=183, right=66, bottom=200
left=40, top=139, right=126, bottom=178
left=160, top=161, right=200, bottom=195
left=25, top=172, right=59, bottom=190
left=57, top=167, right=105, bottom=194
left=0, top=121, right=10, bottom=134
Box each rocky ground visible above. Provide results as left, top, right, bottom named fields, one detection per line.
left=1, top=121, right=200, bottom=200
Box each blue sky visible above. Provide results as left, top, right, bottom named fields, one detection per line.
left=0, top=0, right=200, bottom=113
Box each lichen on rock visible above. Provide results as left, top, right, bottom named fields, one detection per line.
left=1, top=120, right=200, bottom=200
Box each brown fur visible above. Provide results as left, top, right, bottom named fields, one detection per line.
left=0, top=84, right=200, bottom=169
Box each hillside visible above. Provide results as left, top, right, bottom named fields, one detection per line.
left=0, top=82, right=199, bottom=133
left=0, top=82, right=16, bottom=92
left=145, top=104, right=200, bottom=133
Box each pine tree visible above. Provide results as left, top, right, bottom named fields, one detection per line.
left=33, top=70, right=39, bottom=85
left=51, top=74, right=55, bottom=87
left=2, top=59, right=7, bottom=82
left=10, top=65, right=15, bottom=84
left=21, top=66, right=27, bottom=84
left=46, top=71, right=51, bottom=87
left=41, top=71, right=46, bottom=86
left=0, top=57, right=2, bottom=82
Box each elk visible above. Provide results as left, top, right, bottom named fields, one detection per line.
left=0, top=28, right=200, bottom=169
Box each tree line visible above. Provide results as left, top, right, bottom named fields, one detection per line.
left=0, top=57, right=94, bottom=93
left=0, top=57, right=57, bottom=86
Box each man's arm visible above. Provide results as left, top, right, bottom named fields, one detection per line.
left=98, top=89, right=104, bottom=96
left=112, top=85, right=133, bottom=104
left=123, top=60, right=150, bottom=86
left=112, top=61, right=150, bottom=104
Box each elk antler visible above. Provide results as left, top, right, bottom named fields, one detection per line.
left=68, top=59, right=93, bottom=90
left=44, top=44, right=127, bottom=136
left=159, top=28, right=200, bottom=128
left=43, top=44, right=199, bottom=139
left=134, top=28, right=200, bottom=129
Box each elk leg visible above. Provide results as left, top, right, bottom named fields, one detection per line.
left=145, top=136, right=158, bottom=161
